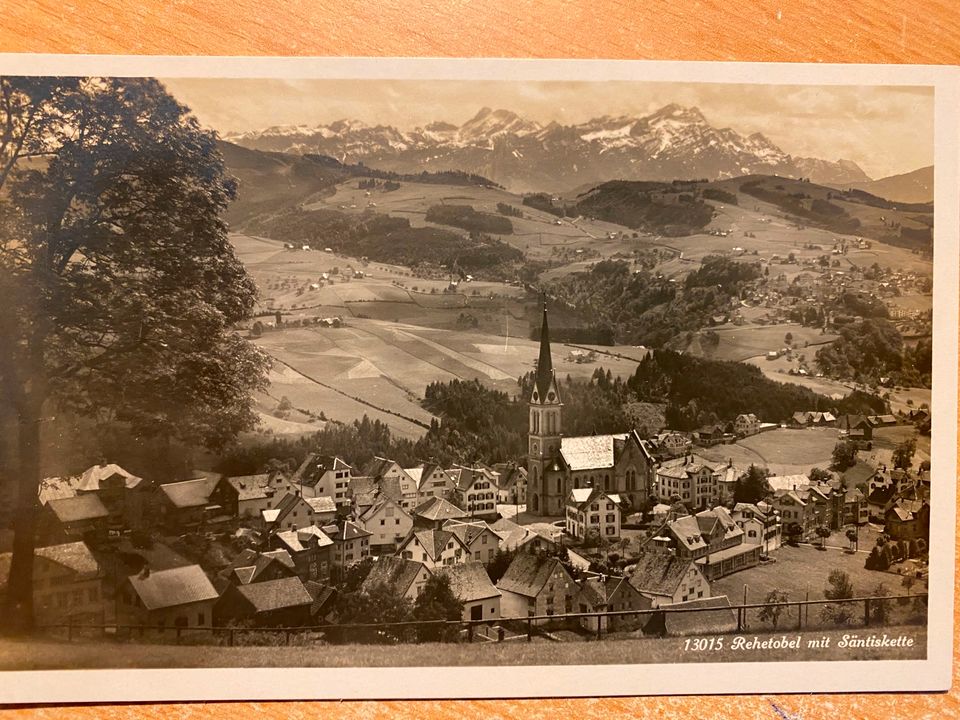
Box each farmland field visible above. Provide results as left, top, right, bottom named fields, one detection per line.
left=683, top=323, right=839, bottom=363
left=698, top=427, right=837, bottom=476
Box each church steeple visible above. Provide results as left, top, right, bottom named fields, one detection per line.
left=533, top=298, right=561, bottom=404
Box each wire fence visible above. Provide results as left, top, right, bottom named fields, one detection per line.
left=37, top=593, right=927, bottom=647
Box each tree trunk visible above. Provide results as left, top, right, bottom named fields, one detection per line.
left=1, top=401, right=42, bottom=634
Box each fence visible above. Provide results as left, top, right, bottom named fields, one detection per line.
left=38, top=593, right=927, bottom=647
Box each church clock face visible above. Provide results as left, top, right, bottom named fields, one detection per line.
left=532, top=441, right=539, bottom=455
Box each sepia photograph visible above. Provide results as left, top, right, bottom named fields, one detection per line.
left=0, top=56, right=955, bottom=703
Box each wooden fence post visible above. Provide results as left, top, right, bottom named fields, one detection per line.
left=864, top=599, right=871, bottom=627
left=468, top=623, right=474, bottom=643
left=596, top=615, right=603, bottom=641
left=527, top=616, right=532, bottom=642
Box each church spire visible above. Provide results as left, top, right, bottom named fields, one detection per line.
left=535, top=296, right=555, bottom=399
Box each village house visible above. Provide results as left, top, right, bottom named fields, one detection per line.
left=347, top=476, right=379, bottom=517
left=655, top=455, right=721, bottom=509
left=226, top=473, right=288, bottom=519
left=272, top=525, right=335, bottom=582
left=576, top=574, right=651, bottom=632
left=434, top=562, right=501, bottom=622
left=692, top=424, right=727, bottom=446
left=357, top=495, right=413, bottom=554
left=362, top=457, right=418, bottom=510
left=215, top=576, right=314, bottom=627
left=649, top=595, right=738, bottom=637
left=449, top=464, right=501, bottom=519
left=734, top=413, right=761, bottom=437
left=488, top=518, right=560, bottom=555
left=442, top=520, right=502, bottom=564
left=790, top=411, right=836, bottom=428
left=526, top=303, right=656, bottom=516
left=885, top=499, right=930, bottom=540
left=414, top=463, right=457, bottom=504
left=398, top=528, right=469, bottom=569
left=260, top=492, right=321, bottom=534
left=497, top=553, right=578, bottom=623
left=38, top=494, right=109, bottom=546
left=361, top=556, right=432, bottom=601
left=38, top=463, right=152, bottom=532
left=649, top=431, right=692, bottom=460
left=120, top=565, right=219, bottom=631
left=0, top=542, right=104, bottom=626
left=157, top=474, right=237, bottom=532
left=217, top=548, right=297, bottom=589
left=492, top=462, right=527, bottom=506
left=328, top=520, right=371, bottom=567
left=292, top=454, right=352, bottom=505
left=565, top=487, right=622, bottom=541
left=730, top=502, right=781, bottom=551
left=627, top=550, right=711, bottom=607
left=837, top=414, right=874, bottom=443
left=411, top=496, right=470, bottom=529
left=770, top=484, right=835, bottom=540
left=303, top=496, right=338, bottom=525
left=652, top=507, right=760, bottom=580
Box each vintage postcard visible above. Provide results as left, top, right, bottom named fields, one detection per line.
left=0, top=56, right=956, bottom=703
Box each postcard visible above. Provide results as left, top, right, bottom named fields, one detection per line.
left=0, top=55, right=955, bottom=703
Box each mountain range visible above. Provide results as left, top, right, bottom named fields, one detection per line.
left=223, top=103, right=873, bottom=193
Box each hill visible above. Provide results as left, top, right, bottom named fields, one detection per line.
left=833, top=165, right=934, bottom=204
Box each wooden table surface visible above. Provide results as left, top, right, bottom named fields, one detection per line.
left=2, top=1, right=958, bottom=717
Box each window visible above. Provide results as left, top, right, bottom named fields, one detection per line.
left=380, top=519, right=385, bottom=526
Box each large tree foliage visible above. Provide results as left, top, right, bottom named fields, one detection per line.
left=0, top=77, right=269, bottom=631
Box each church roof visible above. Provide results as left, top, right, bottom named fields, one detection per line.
left=534, top=300, right=560, bottom=402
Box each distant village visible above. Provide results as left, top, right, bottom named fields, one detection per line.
left=0, top=308, right=930, bottom=643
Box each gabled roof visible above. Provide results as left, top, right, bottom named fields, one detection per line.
left=667, top=515, right=707, bottom=552
left=488, top=518, right=555, bottom=552
left=231, top=576, right=312, bottom=613
left=628, top=551, right=699, bottom=596
left=497, top=554, right=570, bottom=599
left=361, top=456, right=400, bottom=480
left=767, top=474, right=810, bottom=493
left=842, top=461, right=877, bottom=487
left=413, top=496, right=469, bottom=522
left=567, top=486, right=618, bottom=511
left=329, top=520, right=371, bottom=542
left=559, top=434, right=628, bottom=471
left=492, top=463, right=527, bottom=490
left=435, top=562, right=500, bottom=603
left=47, top=494, right=109, bottom=523
left=661, top=595, right=738, bottom=636
left=226, top=474, right=272, bottom=501
left=405, top=467, right=424, bottom=488
left=579, top=575, right=648, bottom=610
left=128, top=565, right=218, bottom=610
left=76, top=463, right=143, bottom=492
left=34, top=542, right=100, bottom=576
left=293, top=453, right=351, bottom=486
left=443, top=520, right=492, bottom=547
left=274, top=525, right=334, bottom=553
left=403, top=529, right=465, bottom=561
left=361, top=556, right=429, bottom=596
left=304, top=496, right=337, bottom=515
left=359, top=494, right=409, bottom=523
left=159, top=476, right=222, bottom=509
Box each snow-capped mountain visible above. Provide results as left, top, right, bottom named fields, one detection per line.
left=222, top=104, right=870, bottom=192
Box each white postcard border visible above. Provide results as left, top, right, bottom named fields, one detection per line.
left=0, top=55, right=955, bottom=703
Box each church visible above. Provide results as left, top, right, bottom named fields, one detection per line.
left=526, top=302, right=656, bottom=517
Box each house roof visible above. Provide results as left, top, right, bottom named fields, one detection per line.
left=628, top=551, right=698, bottom=596
left=159, top=476, right=221, bottom=509
left=303, top=581, right=337, bottom=615
left=76, top=463, right=143, bottom=492
left=293, top=453, right=351, bottom=487
left=767, top=474, right=810, bottom=493
left=274, top=525, right=334, bottom=553
left=413, top=496, right=469, bottom=522
left=226, top=474, right=272, bottom=501
left=579, top=575, right=648, bottom=610
left=330, top=520, right=371, bottom=542
left=361, top=456, right=400, bottom=480
left=661, top=595, right=738, bottom=636
left=405, top=529, right=464, bottom=561
left=0, top=542, right=101, bottom=588
left=842, top=461, right=877, bottom=487
left=304, top=496, right=337, bottom=515
left=405, top=467, right=424, bottom=488
left=128, top=565, right=218, bottom=610
left=559, top=434, right=628, bottom=471
left=443, top=520, right=491, bottom=547
left=488, top=518, right=550, bottom=551
left=497, top=554, right=568, bottom=598
left=361, top=556, right=428, bottom=596
left=47, top=494, right=109, bottom=523
left=359, top=494, right=407, bottom=523
left=435, top=562, right=500, bottom=603
left=232, top=576, right=313, bottom=613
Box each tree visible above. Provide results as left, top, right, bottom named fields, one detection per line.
left=845, top=527, right=859, bottom=551
left=413, top=574, right=464, bottom=642
left=333, top=583, right=414, bottom=644
left=892, top=437, right=917, bottom=470
left=485, top=548, right=517, bottom=585
left=784, top=332, right=793, bottom=346
left=869, top=583, right=892, bottom=624
left=824, top=570, right=854, bottom=600
left=0, top=78, right=270, bottom=632
left=815, top=525, right=831, bottom=549
left=831, top=440, right=858, bottom=472
left=808, top=467, right=833, bottom=484
left=758, top=589, right=789, bottom=629
left=733, top=464, right=771, bottom=504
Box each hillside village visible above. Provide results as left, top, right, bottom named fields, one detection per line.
left=1, top=304, right=930, bottom=644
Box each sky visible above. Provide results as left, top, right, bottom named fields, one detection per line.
left=161, top=78, right=934, bottom=180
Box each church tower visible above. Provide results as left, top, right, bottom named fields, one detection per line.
left=527, top=299, right=562, bottom=515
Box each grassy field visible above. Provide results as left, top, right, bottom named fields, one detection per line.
left=0, top=623, right=925, bottom=670
left=683, top=323, right=838, bottom=363
left=699, top=427, right=837, bottom=475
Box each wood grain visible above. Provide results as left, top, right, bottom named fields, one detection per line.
left=1, top=1, right=958, bottom=717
